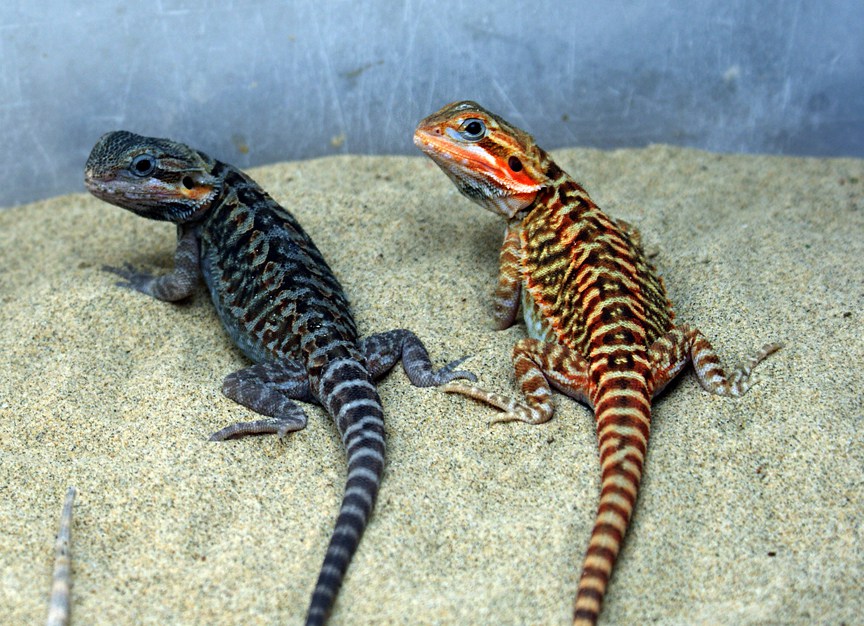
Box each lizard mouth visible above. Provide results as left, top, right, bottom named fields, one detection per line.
left=414, top=127, right=540, bottom=193
left=413, top=128, right=455, bottom=159
left=83, top=175, right=162, bottom=211
left=413, top=126, right=543, bottom=219
left=84, top=175, right=120, bottom=200
left=413, top=128, right=489, bottom=176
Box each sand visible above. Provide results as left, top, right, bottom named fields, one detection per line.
left=0, top=146, right=861, bottom=625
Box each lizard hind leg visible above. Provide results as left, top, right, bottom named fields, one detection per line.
left=648, top=324, right=782, bottom=398
left=360, top=329, right=477, bottom=386
left=443, top=338, right=592, bottom=425
left=209, top=360, right=313, bottom=441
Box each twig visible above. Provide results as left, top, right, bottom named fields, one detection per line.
left=46, top=487, right=76, bottom=626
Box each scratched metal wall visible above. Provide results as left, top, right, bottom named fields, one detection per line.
left=1, top=0, right=862, bottom=208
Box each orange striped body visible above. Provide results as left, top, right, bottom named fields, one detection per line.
left=415, top=101, right=780, bottom=625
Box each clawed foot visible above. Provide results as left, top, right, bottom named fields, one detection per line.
left=488, top=406, right=548, bottom=425
left=441, top=381, right=551, bottom=425
left=103, top=263, right=153, bottom=291
left=723, top=341, right=783, bottom=397
left=429, top=356, right=478, bottom=386
left=209, top=416, right=306, bottom=441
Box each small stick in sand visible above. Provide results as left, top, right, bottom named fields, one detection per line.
left=46, top=487, right=76, bottom=626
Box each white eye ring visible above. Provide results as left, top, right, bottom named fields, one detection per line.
left=459, top=119, right=486, bottom=141
left=130, top=154, right=156, bottom=177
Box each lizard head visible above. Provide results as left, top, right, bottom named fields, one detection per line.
left=414, top=100, right=551, bottom=218
left=84, top=131, right=221, bottom=223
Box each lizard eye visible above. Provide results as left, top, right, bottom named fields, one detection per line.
left=130, top=154, right=156, bottom=177
left=459, top=119, right=486, bottom=141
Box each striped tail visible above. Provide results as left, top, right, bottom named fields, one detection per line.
left=305, top=355, right=386, bottom=626
left=573, top=378, right=652, bottom=626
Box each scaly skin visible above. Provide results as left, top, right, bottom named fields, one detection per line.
left=414, top=101, right=780, bottom=625
left=84, top=131, right=475, bottom=626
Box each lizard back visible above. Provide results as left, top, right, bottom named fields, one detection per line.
left=520, top=179, right=674, bottom=354
left=199, top=161, right=360, bottom=371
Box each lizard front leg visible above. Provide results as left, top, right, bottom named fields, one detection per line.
left=444, top=338, right=592, bottom=424
left=360, top=329, right=477, bottom=386
left=648, top=324, right=781, bottom=398
left=492, top=224, right=523, bottom=330
left=209, top=360, right=313, bottom=440
left=104, top=226, right=200, bottom=301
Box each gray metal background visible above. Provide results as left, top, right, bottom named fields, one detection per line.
left=2, top=0, right=862, bottom=208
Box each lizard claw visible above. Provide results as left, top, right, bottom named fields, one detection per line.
left=103, top=262, right=143, bottom=278
left=431, top=356, right=478, bottom=384
left=209, top=415, right=306, bottom=441
left=102, top=263, right=155, bottom=292
left=440, top=381, right=476, bottom=395
left=442, top=382, right=552, bottom=425
left=488, top=406, right=551, bottom=425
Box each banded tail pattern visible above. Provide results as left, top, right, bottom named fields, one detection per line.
left=306, top=352, right=385, bottom=625
left=415, top=101, right=780, bottom=625
left=85, top=131, right=475, bottom=625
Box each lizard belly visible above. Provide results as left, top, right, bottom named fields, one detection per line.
left=521, top=288, right=555, bottom=343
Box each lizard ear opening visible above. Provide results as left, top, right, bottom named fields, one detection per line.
left=508, top=156, right=523, bottom=172
left=182, top=176, right=195, bottom=190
